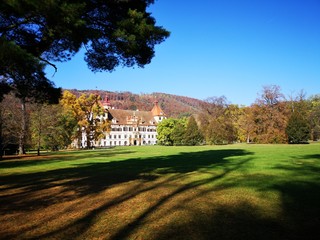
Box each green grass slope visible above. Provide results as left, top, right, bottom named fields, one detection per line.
left=1, top=144, right=320, bottom=239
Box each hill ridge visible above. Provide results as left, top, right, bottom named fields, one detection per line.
left=67, top=89, right=205, bottom=117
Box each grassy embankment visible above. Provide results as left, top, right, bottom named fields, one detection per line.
left=1, top=144, right=320, bottom=240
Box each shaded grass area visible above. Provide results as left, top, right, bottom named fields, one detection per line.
left=0, top=144, right=320, bottom=239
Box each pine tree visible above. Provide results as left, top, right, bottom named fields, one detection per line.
left=286, top=112, right=310, bottom=144
left=184, top=116, right=203, bottom=146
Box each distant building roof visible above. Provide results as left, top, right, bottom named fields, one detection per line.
left=108, top=109, right=157, bottom=126
left=151, top=101, right=165, bottom=116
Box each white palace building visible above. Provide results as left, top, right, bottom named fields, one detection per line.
left=89, top=97, right=166, bottom=147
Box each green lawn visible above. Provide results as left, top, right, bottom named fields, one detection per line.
left=1, top=144, right=320, bottom=240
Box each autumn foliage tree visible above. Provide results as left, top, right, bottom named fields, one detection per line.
left=30, top=103, right=78, bottom=154
left=251, top=85, right=289, bottom=143
left=0, top=94, right=21, bottom=157
left=199, top=96, right=237, bottom=144
left=236, top=106, right=256, bottom=143
left=61, top=91, right=110, bottom=149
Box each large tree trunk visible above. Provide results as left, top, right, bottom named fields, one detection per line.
left=246, top=133, right=250, bottom=143
left=36, top=104, right=42, bottom=156
left=86, top=128, right=91, bottom=149
left=19, top=99, right=27, bottom=155
left=0, top=110, right=3, bottom=159
left=77, top=128, right=82, bottom=149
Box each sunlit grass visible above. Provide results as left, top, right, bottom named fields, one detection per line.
left=1, top=143, right=320, bottom=239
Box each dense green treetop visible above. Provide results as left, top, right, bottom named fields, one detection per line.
left=184, top=116, right=203, bottom=146
left=0, top=0, right=169, bottom=101
left=0, top=0, right=169, bottom=71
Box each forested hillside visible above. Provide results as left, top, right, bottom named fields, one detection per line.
left=68, top=89, right=205, bottom=117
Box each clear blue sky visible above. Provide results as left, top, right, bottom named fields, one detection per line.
left=46, top=0, right=320, bottom=106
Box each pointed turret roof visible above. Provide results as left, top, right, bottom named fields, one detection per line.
left=102, top=96, right=111, bottom=109
left=151, top=101, right=165, bottom=116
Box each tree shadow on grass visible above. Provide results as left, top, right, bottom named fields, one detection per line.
left=0, top=148, right=254, bottom=239
left=3, top=148, right=320, bottom=239
left=265, top=153, right=320, bottom=240
left=148, top=152, right=320, bottom=240
left=0, top=149, right=136, bottom=169
left=152, top=201, right=287, bottom=240
left=0, top=148, right=251, bottom=207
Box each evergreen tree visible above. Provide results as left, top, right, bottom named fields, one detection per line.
left=184, top=116, right=203, bottom=146
left=309, top=95, right=320, bottom=141
left=172, top=118, right=187, bottom=146
left=286, top=112, right=310, bottom=144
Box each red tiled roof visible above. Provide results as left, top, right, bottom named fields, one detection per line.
left=151, top=101, right=165, bottom=116
left=108, top=109, right=156, bottom=125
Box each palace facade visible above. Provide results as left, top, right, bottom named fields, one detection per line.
left=79, top=98, right=166, bottom=148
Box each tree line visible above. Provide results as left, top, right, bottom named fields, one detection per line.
left=1, top=85, right=319, bottom=157
left=0, top=91, right=110, bottom=157
left=157, top=85, right=320, bottom=146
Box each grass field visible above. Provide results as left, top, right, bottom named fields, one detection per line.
left=1, top=144, right=320, bottom=240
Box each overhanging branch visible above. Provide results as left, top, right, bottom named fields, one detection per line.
left=39, top=57, right=57, bottom=77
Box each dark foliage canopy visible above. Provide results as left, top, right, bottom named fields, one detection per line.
left=184, top=116, right=203, bottom=146
left=0, top=0, right=169, bottom=101
left=0, top=39, right=61, bottom=103
left=286, top=112, right=310, bottom=144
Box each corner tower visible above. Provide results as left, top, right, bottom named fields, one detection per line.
left=151, top=101, right=166, bottom=123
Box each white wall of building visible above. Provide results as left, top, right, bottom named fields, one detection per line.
left=99, top=125, right=158, bottom=147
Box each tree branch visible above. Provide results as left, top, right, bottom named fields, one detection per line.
left=39, top=57, right=57, bottom=77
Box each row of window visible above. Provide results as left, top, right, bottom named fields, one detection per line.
left=101, top=140, right=157, bottom=146
left=107, top=134, right=156, bottom=139
left=111, top=127, right=156, bottom=132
